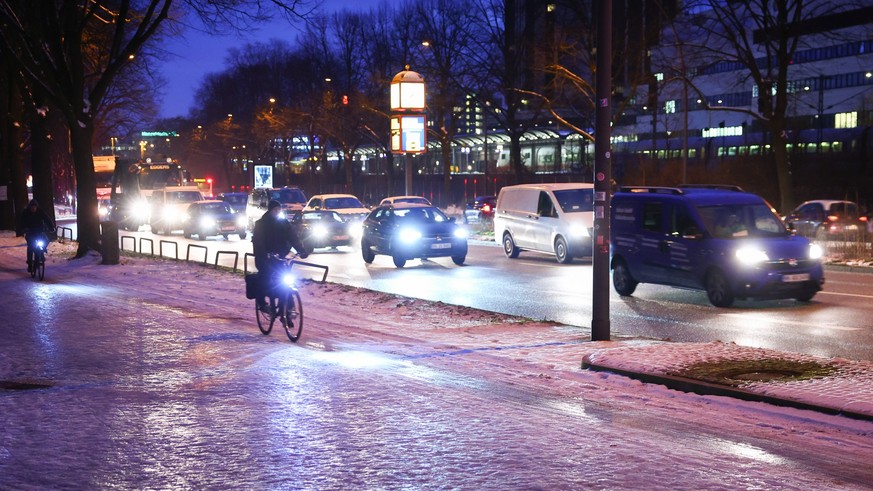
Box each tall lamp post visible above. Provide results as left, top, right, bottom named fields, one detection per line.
left=390, top=66, right=427, bottom=195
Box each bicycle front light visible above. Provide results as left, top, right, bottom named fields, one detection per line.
left=281, top=273, right=295, bottom=287
left=35, top=240, right=45, bottom=248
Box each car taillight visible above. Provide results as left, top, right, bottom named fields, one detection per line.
left=826, top=215, right=839, bottom=222
left=861, top=216, right=868, bottom=222
left=482, top=204, right=491, bottom=213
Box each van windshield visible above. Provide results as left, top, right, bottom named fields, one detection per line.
left=696, top=203, right=788, bottom=239
left=554, top=189, right=594, bottom=213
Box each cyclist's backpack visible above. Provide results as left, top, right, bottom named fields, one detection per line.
left=245, top=273, right=261, bottom=300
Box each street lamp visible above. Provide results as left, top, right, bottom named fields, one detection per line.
left=390, top=66, right=427, bottom=194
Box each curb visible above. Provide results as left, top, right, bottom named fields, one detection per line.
left=581, top=354, right=873, bottom=423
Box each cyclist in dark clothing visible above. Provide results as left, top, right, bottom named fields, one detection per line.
left=251, top=200, right=308, bottom=310
left=17, top=199, right=55, bottom=273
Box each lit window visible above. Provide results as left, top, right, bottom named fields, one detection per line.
left=835, top=111, right=857, bottom=128
left=664, top=100, right=676, bottom=114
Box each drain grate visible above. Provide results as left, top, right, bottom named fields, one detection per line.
left=0, top=380, right=54, bottom=391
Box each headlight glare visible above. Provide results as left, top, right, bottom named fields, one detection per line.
left=200, top=217, right=216, bottom=228
left=735, top=247, right=769, bottom=265
left=312, top=224, right=329, bottom=239
left=281, top=273, right=295, bottom=287
left=569, top=225, right=590, bottom=237
left=809, top=243, right=824, bottom=260
left=399, top=228, right=422, bottom=243
left=453, top=228, right=468, bottom=239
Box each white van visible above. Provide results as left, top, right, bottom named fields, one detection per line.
left=494, top=183, right=594, bottom=263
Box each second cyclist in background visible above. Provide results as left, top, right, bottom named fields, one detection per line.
left=16, top=199, right=55, bottom=273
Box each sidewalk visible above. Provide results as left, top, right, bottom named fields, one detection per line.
left=4, top=229, right=873, bottom=424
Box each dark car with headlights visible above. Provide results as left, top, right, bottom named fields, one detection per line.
left=290, top=210, right=353, bottom=253
left=464, top=195, right=497, bottom=224
left=610, top=185, right=824, bottom=307
left=184, top=200, right=247, bottom=240
left=361, top=204, right=468, bottom=268
left=217, top=192, right=248, bottom=214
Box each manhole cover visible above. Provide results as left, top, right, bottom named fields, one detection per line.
left=0, top=380, right=54, bottom=391
left=726, top=370, right=802, bottom=382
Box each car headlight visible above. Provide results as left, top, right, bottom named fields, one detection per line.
left=98, top=206, right=108, bottom=217
left=133, top=199, right=150, bottom=220
left=348, top=221, right=364, bottom=237
left=569, top=225, right=590, bottom=237
left=162, top=207, right=177, bottom=221
left=277, top=211, right=286, bottom=220
left=312, top=224, right=329, bottom=239
left=399, top=228, right=422, bottom=243
left=200, top=217, right=216, bottom=228
left=453, top=228, right=468, bottom=239
left=237, top=216, right=247, bottom=228
left=735, top=247, right=769, bottom=265
left=809, top=243, right=824, bottom=260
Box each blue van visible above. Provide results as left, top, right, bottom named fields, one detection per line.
left=610, top=185, right=825, bottom=307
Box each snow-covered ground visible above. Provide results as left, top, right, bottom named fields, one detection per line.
left=2, top=231, right=873, bottom=489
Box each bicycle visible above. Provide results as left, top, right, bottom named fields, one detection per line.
left=28, top=234, right=49, bottom=281
left=254, top=254, right=304, bottom=342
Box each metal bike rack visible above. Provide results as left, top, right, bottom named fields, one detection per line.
left=139, top=237, right=154, bottom=256
left=159, top=240, right=178, bottom=260
left=186, top=244, right=208, bottom=264
left=120, top=235, right=137, bottom=253
left=215, top=251, right=239, bottom=271
left=289, top=259, right=329, bottom=282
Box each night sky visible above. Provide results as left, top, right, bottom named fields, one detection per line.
left=159, top=0, right=363, bottom=119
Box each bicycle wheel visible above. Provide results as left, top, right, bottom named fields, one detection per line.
left=36, top=256, right=45, bottom=280
left=281, top=289, right=303, bottom=342
left=256, top=295, right=276, bottom=334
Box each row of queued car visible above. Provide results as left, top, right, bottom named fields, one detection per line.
left=209, top=189, right=470, bottom=268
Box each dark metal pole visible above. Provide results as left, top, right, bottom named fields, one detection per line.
left=591, top=0, right=612, bottom=342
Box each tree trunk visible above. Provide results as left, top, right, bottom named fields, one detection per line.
left=69, top=123, right=101, bottom=257
left=769, top=119, right=794, bottom=214
left=30, top=93, right=55, bottom=223
left=511, top=131, right=524, bottom=184
left=441, top=138, right=452, bottom=207
left=0, top=70, right=27, bottom=229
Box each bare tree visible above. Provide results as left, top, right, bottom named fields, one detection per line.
left=664, top=0, right=852, bottom=212
left=0, top=0, right=309, bottom=258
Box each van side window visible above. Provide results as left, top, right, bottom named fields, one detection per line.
left=537, top=192, right=557, bottom=217
left=670, top=206, right=697, bottom=237
left=642, top=203, right=663, bottom=232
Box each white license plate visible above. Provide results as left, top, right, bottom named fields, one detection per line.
left=782, top=273, right=810, bottom=283
left=431, top=243, right=451, bottom=249
left=333, top=235, right=349, bottom=241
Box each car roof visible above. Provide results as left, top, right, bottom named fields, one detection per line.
left=310, top=193, right=359, bottom=199
left=502, top=183, right=593, bottom=192
left=384, top=203, right=434, bottom=210
left=191, top=200, right=224, bottom=205
left=615, top=185, right=766, bottom=206
left=797, top=199, right=857, bottom=207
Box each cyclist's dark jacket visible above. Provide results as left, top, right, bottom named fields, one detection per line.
left=17, top=201, right=54, bottom=237
left=251, top=209, right=306, bottom=271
